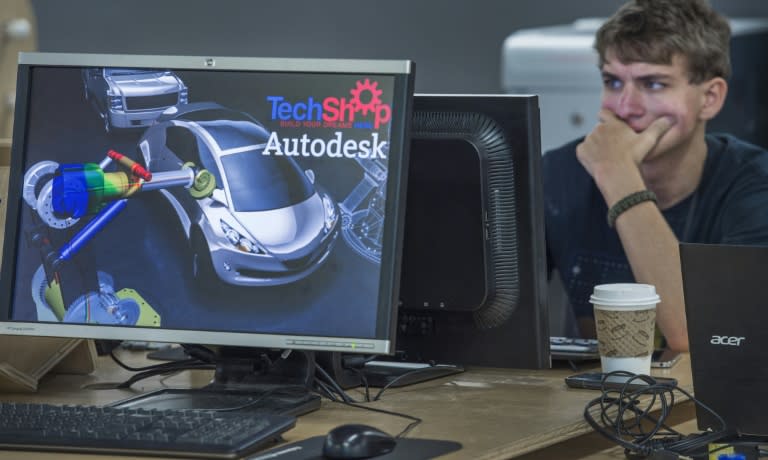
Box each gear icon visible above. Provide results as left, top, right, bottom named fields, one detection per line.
left=349, top=79, right=383, bottom=116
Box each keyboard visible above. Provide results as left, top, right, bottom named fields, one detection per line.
left=550, top=336, right=600, bottom=361
left=0, top=402, right=296, bottom=459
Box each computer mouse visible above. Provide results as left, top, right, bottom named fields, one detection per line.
left=322, top=423, right=396, bottom=459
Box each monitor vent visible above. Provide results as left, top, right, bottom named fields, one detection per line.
left=411, top=111, right=520, bottom=329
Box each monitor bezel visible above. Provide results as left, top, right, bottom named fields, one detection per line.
left=0, top=52, right=415, bottom=355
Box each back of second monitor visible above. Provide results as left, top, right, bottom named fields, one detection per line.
left=392, top=93, right=549, bottom=370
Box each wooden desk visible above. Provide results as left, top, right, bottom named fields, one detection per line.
left=0, top=351, right=696, bottom=460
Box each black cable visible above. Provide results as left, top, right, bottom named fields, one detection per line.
left=583, top=371, right=735, bottom=458
left=110, top=349, right=202, bottom=372
left=313, top=357, right=423, bottom=438
left=212, top=385, right=310, bottom=412
left=372, top=366, right=451, bottom=401
left=109, top=348, right=218, bottom=389
left=115, top=362, right=216, bottom=389
left=180, top=344, right=219, bottom=363
left=339, top=400, right=423, bottom=438
left=314, top=363, right=357, bottom=403
left=351, top=368, right=372, bottom=402
left=314, top=378, right=340, bottom=402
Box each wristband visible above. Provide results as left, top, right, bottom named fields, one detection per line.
left=607, top=190, right=657, bottom=228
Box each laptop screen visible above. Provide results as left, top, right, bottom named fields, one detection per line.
left=680, top=242, right=768, bottom=435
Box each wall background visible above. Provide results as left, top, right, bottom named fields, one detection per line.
left=31, top=0, right=768, bottom=93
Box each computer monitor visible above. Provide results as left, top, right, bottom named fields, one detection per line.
left=393, top=94, right=549, bottom=370
left=0, top=52, right=414, bottom=409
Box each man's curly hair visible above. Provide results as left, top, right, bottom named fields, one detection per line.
left=595, top=0, right=731, bottom=83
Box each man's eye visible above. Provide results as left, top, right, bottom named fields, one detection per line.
left=646, top=81, right=666, bottom=90
left=603, top=78, right=622, bottom=90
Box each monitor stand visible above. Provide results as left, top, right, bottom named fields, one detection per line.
left=361, top=359, right=465, bottom=388
left=111, top=346, right=321, bottom=417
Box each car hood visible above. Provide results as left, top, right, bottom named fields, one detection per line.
left=233, top=193, right=328, bottom=257
left=106, top=73, right=182, bottom=96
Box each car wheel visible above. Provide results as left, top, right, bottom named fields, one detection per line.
left=191, top=231, right=215, bottom=283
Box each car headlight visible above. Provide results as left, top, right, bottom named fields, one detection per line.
left=322, top=195, right=337, bottom=232
left=220, top=220, right=262, bottom=254
left=108, top=93, right=123, bottom=110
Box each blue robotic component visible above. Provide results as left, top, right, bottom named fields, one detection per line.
left=52, top=163, right=106, bottom=219
left=56, top=198, right=127, bottom=264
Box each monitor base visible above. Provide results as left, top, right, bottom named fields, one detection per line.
left=113, top=346, right=321, bottom=416
left=111, top=384, right=321, bottom=417
left=361, top=361, right=464, bottom=388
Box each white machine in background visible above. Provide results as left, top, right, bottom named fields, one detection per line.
left=502, top=18, right=768, bottom=154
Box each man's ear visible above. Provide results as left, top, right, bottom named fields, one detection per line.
left=699, top=77, right=728, bottom=121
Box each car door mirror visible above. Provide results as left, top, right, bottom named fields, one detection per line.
left=210, top=188, right=227, bottom=205
left=305, top=169, right=315, bottom=184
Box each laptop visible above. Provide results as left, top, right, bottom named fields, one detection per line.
left=680, top=242, right=768, bottom=435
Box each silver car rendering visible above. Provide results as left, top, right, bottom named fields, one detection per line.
left=82, top=67, right=188, bottom=132
left=137, top=102, right=340, bottom=286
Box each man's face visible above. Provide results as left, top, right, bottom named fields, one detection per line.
left=600, top=50, right=708, bottom=160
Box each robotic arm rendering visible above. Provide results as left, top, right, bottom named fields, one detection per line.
left=22, top=149, right=216, bottom=326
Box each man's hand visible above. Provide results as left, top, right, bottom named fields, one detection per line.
left=576, top=110, right=688, bottom=351
left=576, top=110, right=674, bottom=206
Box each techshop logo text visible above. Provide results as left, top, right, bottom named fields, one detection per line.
left=267, top=79, right=392, bottom=129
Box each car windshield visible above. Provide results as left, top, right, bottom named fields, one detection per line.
left=220, top=152, right=314, bottom=212
left=201, top=121, right=269, bottom=151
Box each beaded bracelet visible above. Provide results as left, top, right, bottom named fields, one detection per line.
left=606, top=190, right=657, bottom=228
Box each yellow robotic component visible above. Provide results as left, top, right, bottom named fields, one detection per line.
left=116, top=288, right=161, bottom=327
left=184, top=162, right=217, bottom=199
left=43, top=279, right=66, bottom=321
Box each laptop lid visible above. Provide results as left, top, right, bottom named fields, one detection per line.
left=680, top=242, right=768, bottom=435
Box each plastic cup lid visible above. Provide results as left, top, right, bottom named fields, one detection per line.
left=589, top=283, right=660, bottom=308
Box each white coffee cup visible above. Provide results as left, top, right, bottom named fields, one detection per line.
left=590, top=283, right=660, bottom=376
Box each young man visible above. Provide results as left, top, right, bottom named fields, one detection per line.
left=543, top=0, right=768, bottom=352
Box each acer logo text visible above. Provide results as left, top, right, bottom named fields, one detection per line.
left=710, top=335, right=745, bottom=346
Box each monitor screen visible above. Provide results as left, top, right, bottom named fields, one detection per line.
left=394, top=94, right=549, bottom=369
left=0, top=53, right=414, bottom=356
